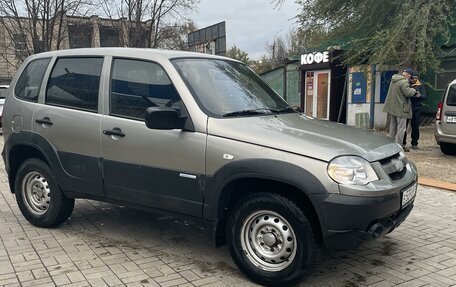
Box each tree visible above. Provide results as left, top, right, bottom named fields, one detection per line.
left=273, top=0, right=455, bottom=72
left=226, top=45, right=250, bottom=64
left=251, top=34, right=291, bottom=74
left=157, top=20, right=197, bottom=50
left=262, top=35, right=288, bottom=68
left=0, top=0, right=91, bottom=65
left=251, top=55, right=274, bottom=74
left=99, top=0, right=198, bottom=49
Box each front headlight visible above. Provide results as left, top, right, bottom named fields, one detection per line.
left=327, top=156, right=379, bottom=185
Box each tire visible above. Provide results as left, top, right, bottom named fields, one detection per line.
left=14, top=158, right=74, bottom=227
left=440, top=142, right=456, bottom=155
left=227, top=193, right=317, bottom=286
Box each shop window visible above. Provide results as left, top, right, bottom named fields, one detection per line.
left=68, top=23, right=92, bottom=48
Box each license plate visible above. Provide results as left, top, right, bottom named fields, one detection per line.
left=447, top=116, right=456, bottom=123
left=402, top=183, right=417, bottom=208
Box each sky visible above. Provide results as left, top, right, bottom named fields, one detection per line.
left=191, top=0, right=300, bottom=60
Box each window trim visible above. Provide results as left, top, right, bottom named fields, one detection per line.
left=14, top=57, right=52, bottom=103
left=108, top=57, right=183, bottom=122
left=45, top=56, right=104, bottom=113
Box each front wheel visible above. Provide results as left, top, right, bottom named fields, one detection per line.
left=15, top=158, right=75, bottom=227
left=227, top=193, right=317, bottom=286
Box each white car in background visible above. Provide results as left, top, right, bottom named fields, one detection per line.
left=0, top=84, right=9, bottom=131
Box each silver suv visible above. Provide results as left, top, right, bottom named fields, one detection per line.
left=435, top=79, right=456, bottom=155
left=2, top=48, right=417, bottom=286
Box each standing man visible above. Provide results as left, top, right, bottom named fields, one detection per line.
left=383, top=68, right=421, bottom=151
left=403, top=72, right=426, bottom=149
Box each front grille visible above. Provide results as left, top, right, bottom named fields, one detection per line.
left=389, top=168, right=407, bottom=181
left=379, top=152, right=407, bottom=181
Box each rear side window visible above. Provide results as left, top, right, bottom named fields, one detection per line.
left=110, top=58, right=181, bottom=120
left=446, top=84, right=456, bottom=106
left=46, top=57, right=103, bottom=112
left=15, top=58, right=50, bottom=102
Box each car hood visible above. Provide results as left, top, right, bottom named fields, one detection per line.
left=207, top=113, right=401, bottom=162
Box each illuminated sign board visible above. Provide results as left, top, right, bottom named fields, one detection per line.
left=301, top=51, right=330, bottom=65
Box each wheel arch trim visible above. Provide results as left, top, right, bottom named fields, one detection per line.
left=4, top=131, right=66, bottom=193
left=203, top=158, right=329, bottom=246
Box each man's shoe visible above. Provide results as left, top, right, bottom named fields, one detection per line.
left=403, top=146, right=410, bottom=152
left=411, top=145, right=418, bottom=150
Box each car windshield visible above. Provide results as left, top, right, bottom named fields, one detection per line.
left=172, top=59, right=293, bottom=117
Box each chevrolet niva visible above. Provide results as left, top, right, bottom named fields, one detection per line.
left=2, top=48, right=417, bottom=286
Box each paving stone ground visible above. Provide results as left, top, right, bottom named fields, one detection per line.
left=0, top=137, right=455, bottom=286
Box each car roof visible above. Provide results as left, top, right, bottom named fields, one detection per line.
left=26, top=47, right=237, bottom=62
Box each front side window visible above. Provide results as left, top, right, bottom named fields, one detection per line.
left=447, top=84, right=456, bottom=106
left=110, top=58, right=181, bottom=120
left=172, top=59, right=292, bottom=117
left=15, top=58, right=51, bottom=102
left=46, top=57, right=103, bottom=112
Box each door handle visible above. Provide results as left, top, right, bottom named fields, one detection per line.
left=35, top=117, right=53, bottom=126
left=103, top=129, right=125, bottom=137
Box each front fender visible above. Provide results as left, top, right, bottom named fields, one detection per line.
left=203, top=158, right=328, bottom=222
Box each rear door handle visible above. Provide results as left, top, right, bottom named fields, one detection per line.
left=35, top=117, right=53, bottom=126
left=103, top=128, right=125, bottom=137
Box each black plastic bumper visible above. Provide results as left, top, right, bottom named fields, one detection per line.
left=314, top=191, right=415, bottom=251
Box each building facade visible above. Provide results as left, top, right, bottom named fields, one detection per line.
left=0, top=14, right=154, bottom=84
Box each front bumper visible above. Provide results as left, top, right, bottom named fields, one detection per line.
left=314, top=182, right=416, bottom=251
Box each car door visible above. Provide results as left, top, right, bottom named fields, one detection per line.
left=101, top=57, right=206, bottom=217
left=33, top=57, right=105, bottom=197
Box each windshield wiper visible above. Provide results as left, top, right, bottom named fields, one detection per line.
left=222, top=108, right=277, bottom=117
left=278, top=106, right=301, bottom=113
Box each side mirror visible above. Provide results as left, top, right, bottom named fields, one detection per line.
left=290, top=105, right=302, bottom=113
left=145, top=107, right=185, bottom=130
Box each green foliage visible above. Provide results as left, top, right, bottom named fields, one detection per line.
left=251, top=55, right=275, bottom=74
left=226, top=45, right=251, bottom=64
left=294, top=0, right=456, bottom=72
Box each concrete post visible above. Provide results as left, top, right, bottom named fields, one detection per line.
left=90, top=15, right=100, bottom=48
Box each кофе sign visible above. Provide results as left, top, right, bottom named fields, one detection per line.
left=300, top=51, right=330, bottom=65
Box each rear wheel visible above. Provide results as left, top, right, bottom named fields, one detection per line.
left=227, top=193, right=317, bottom=286
left=440, top=142, right=456, bottom=155
left=15, top=158, right=74, bottom=227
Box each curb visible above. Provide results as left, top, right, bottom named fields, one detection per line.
left=418, top=177, right=456, bottom=192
